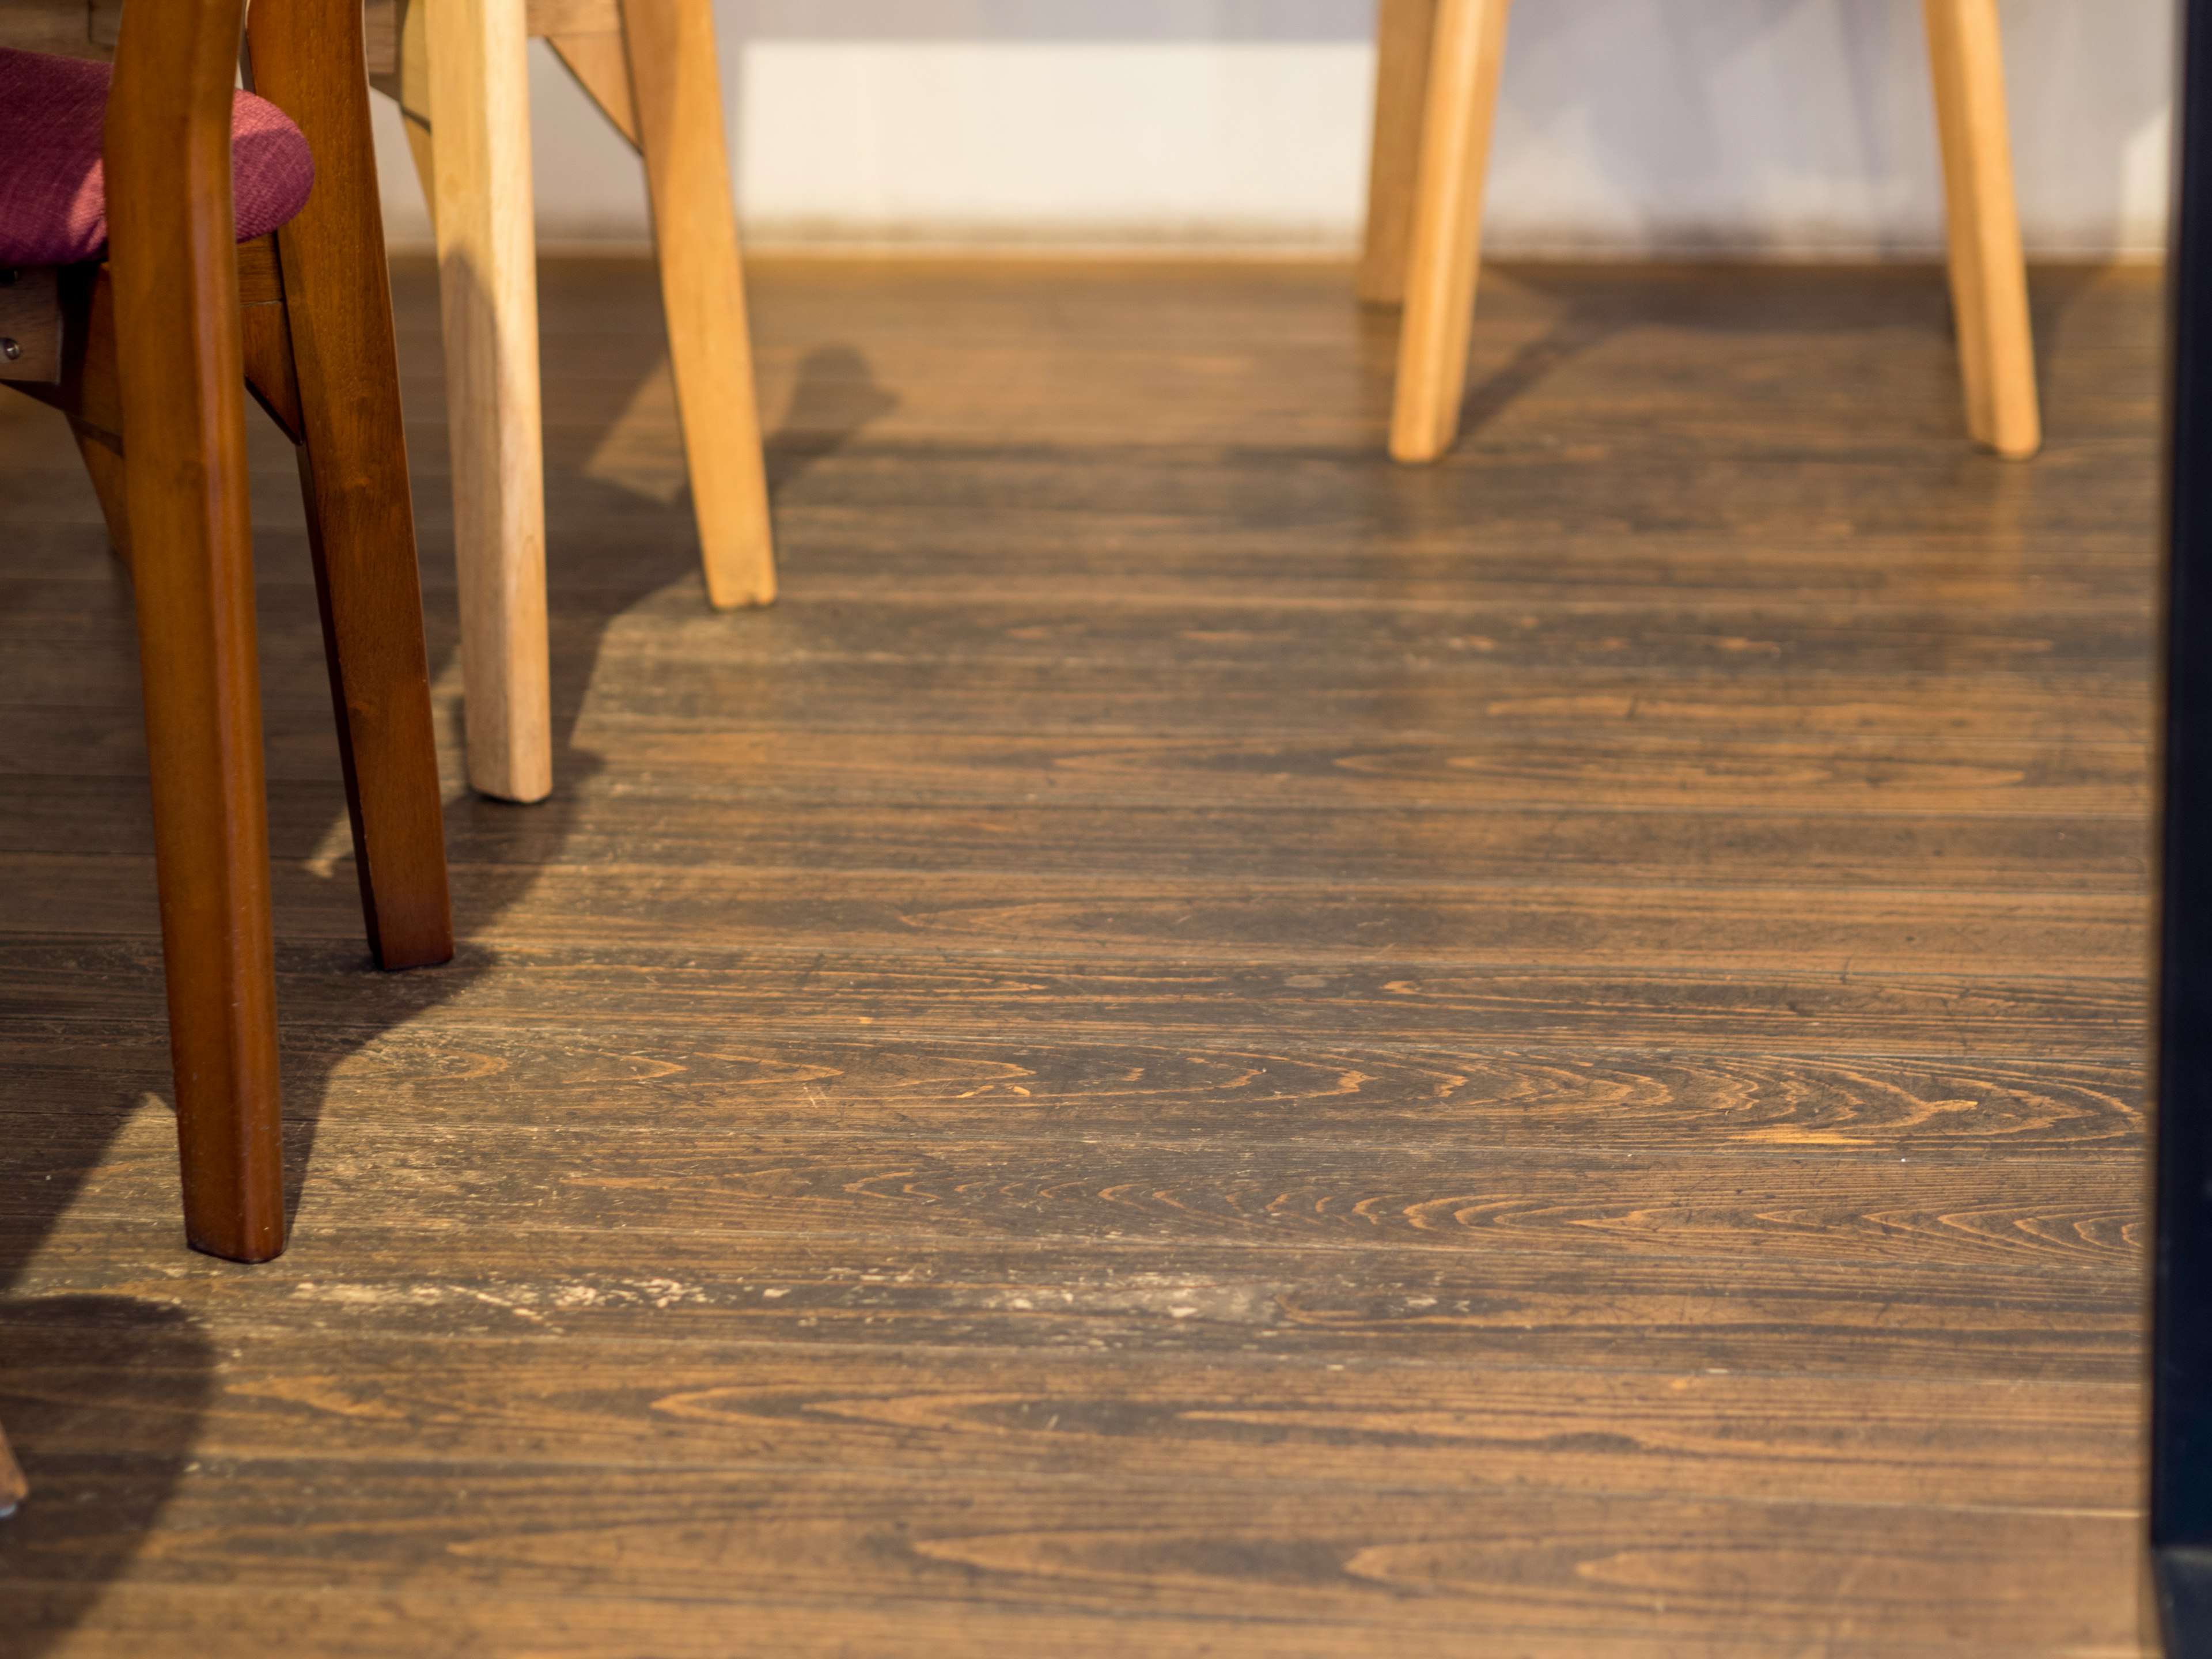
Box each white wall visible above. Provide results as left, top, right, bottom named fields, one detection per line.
left=370, top=0, right=2176, bottom=257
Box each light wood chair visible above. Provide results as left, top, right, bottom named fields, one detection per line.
left=1360, top=0, right=2042, bottom=465
left=0, top=0, right=453, bottom=1260
left=362, top=0, right=773, bottom=803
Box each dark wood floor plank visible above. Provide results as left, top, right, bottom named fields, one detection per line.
left=0, top=935, right=2145, bottom=1056
left=0, top=1582, right=2131, bottom=1659
left=0, top=854, right=2150, bottom=979
left=0, top=1458, right=2142, bottom=1652
left=0, top=685, right=2141, bottom=778
left=0, top=777, right=2155, bottom=892
left=0, top=1018, right=2144, bottom=1152
left=0, top=1334, right=2138, bottom=1509
left=6, top=1109, right=2143, bottom=1275
left=0, top=1219, right=2140, bottom=1381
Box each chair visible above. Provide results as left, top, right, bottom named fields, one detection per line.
left=1360, top=0, right=2042, bottom=465
left=360, top=0, right=774, bottom=803
left=0, top=0, right=453, bottom=1261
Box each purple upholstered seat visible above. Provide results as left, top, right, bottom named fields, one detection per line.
left=0, top=44, right=315, bottom=266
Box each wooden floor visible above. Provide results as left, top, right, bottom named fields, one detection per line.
left=0, top=256, right=2161, bottom=1656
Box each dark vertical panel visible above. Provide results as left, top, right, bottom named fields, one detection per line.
left=2159, top=1, right=2212, bottom=1651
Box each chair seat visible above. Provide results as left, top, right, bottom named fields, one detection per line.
left=0, top=46, right=314, bottom=266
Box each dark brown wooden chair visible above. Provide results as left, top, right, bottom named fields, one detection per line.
left=0, top=0, right=452, bottom=1262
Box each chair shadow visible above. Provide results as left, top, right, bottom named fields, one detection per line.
left=0, top=264, right=899, bottom=1653
left=766, top=343, right=903, bottom=492
left=1402, top=260, right=2105, bottom=452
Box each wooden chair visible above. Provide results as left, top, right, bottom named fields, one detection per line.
left=1360, top=0, right=2042, bottom=465
left=360, top=0, right=773, bottom=803
left=0, top=0, right=453, bottom=1261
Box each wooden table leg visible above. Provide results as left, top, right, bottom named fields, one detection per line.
left=1359, top=0, right=1440, bottom=306
left=426, top=0, right=554, bottom=801
left=1389, top=0, right=1512, bottom=466
left=623, top=0, right=777, bottom=610
left=1923, top=0, right=2041, bottom=459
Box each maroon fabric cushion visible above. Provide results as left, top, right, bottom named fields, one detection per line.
left=0, top=45, right=315, bottom=266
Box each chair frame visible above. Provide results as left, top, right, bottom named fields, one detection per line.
left=1362, top=0, right=2043, bottom=465
left=0, top=0, right=453, bottom=1260
left=365, top=0, right=774, bottom=804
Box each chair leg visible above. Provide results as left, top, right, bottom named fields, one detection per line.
left=426, top=0, right=554, bottom=801
left=623, top=0, right=777, bottom=610
left=1389, top=0, right=1513, bottom=465
left=0, top=1421, right=24, bottom=1514
left=248, top=0, right=457, bottom=970
left=111, top=325, right=287, bottom=1263
left=99, top=0, right=287, bottom=1263
left=1923, top=0, right=2040, bottom=459
left=131, top=525, right=287, bottom=1263
left=1359, top=0, right=1440, bottom=306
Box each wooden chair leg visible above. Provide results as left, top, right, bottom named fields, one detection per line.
left=1389, top=0, right=1512, bottom=465
left=128, top=463, right=286, bottom=1262
left=249, top=0, right=456, bottom=970
left=623, top=0, right=777, bottom=610
left=1359, top=0, right=1440, bottom=306
left=426, top=0, right=554, bottom=802
left=107, top=221, right=287, bottom=1264
left=0, top=1422, right=24, bottom=1516
left=1923, top=0, right=2040, bottom=459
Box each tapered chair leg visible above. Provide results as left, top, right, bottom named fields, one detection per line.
left=250, top=0, right=456, bottom=969
left=624, top=0, right=776, bottom=609
left=426, top=0, right=554, bottom=802
left=1360, top=0, right=1441, bottom=306
left=128, top=460, right=287, bottom=1264
left=107, top=0, right=287, bottom=1264
left=1389, top=0, right=1513, bottom=465
left=1923, top=0, right=2040, bottom=458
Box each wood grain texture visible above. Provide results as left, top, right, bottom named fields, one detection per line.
left=0, top=1333, right=2138, bottom=1508
left=425, top=0, right=554, bottom=801
left=0, top=257, right=2162, bottom=1651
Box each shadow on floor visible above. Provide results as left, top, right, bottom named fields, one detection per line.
left=0, top=294, right=897, bottom=1653
left=1396, top=261, right=2116, bottom=452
